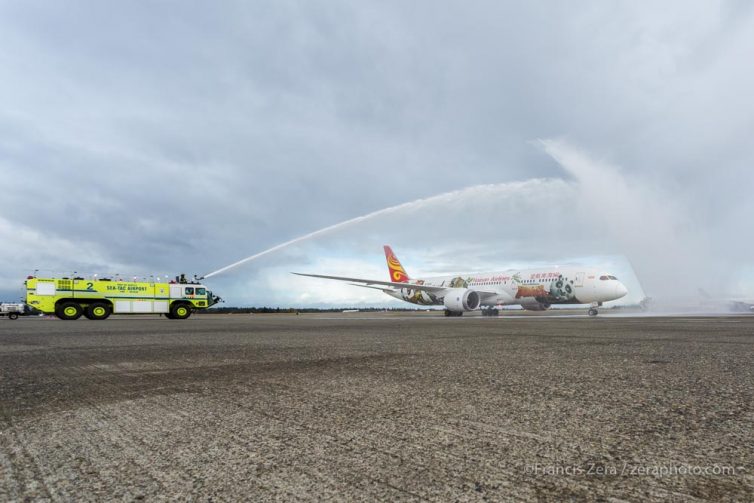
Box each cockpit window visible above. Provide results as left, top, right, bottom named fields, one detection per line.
left=608, top=275, right=618, bottom=280
left=599, top=275, right=609, bottom=280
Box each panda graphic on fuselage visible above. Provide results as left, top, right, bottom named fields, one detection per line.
left=448, top=276, right=468, bottom=288
left=549, top=275, right=576, bottom=302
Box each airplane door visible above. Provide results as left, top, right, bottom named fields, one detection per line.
left=574, top=272, right=585, bottom=287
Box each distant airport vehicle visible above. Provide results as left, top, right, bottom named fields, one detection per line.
left=25, top=275, right=221, bottom=320
left=698, top=289, right=754, bottom=312
left=0, top=303, right=25, bottom=320
left=295, top=246, right=628, bottom=316
left=729, top=300, right=754, bottom=312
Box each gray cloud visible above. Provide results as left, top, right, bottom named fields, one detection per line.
left=1, top=1, right=751, bottom=305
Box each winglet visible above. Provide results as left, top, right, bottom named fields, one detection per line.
left=383, top=245, right=410, bottom=283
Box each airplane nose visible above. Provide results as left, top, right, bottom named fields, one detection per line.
left=614, top=282, right=628, bottom=299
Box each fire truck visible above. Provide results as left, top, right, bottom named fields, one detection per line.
left=25, top=275, right=221, bottom=320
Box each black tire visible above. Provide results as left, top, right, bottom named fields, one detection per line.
left=56, top=301, right=83, bottom=320
left=588, top=308, right=598, bottom=317
left=170, top=303, right=192, bottom=320
left=86, top=302, right=111, bottom=321
left=8, top=313, right=18, bottom=320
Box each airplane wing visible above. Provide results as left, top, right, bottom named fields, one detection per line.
left=292, top=272, right=447, bottom=293
left=293, top=272, right=498, bottom=297
left=347, top=283, right=397, bottom=293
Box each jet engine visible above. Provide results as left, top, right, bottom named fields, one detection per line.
left=443, top=288, right=481, bottom=312
left=520, top=299, right=551, bottom=311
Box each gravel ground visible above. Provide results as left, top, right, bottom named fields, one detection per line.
left=1, top=313, right=753, bottom=501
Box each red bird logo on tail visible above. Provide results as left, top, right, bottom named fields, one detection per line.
left=384, top=245, right=410, bottom=283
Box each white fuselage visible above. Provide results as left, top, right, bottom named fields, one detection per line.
left=385, top=267, right=628, bottom=308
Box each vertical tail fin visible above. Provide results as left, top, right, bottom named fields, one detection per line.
left=384, top=245, right=410, bottom=283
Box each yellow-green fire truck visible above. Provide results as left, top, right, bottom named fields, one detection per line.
left=25, top=276, right=221, bottom=320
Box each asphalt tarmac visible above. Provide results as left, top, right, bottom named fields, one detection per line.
left=1, top=313, right=753, bottom=501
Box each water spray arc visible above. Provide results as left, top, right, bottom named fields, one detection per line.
left=198, top=182, right=531, bottom=279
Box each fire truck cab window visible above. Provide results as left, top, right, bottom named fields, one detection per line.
left=197, top=288, right=206, bottom=295
left=185, top=287, right=194, bottom=295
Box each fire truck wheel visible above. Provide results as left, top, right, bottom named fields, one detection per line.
left=8, top=313, right=18, bottom=320
left=57, top=301, right=83, bottom=320
left=86, top=302, right=111, bottom=321
left=170, top=303, right=191, bottom=320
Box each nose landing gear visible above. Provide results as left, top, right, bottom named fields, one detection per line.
left=587, top=302, right=602, bottom=316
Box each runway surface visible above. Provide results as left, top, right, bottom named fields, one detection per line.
left=1, top=313, right=753, bottom=501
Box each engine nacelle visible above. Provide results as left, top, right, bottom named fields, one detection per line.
left=443, top=288, right=481, bottom=312
left=520, top=299, right=551, bottom=311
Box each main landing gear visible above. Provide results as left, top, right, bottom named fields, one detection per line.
left=481, top=308, right=500, bottom=317
left=444, top=310, right=463, bottom=317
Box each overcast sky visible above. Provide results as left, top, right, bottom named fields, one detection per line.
left=1, top=1, right=752, bottom=306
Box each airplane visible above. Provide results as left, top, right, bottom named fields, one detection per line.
left=294, top=246, right=628, bottom=316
